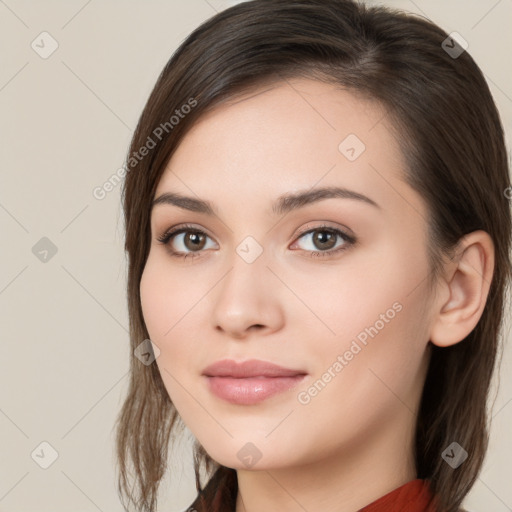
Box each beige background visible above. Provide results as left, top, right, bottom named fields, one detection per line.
left=0, top=1, right=511, bottom=511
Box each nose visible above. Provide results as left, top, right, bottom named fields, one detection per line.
left=211, top=249, right=285, bottom=339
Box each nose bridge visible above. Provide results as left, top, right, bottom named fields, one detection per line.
left=211, top=236, right=283, bottom=336
left=218, top=238, right=270, bottom=308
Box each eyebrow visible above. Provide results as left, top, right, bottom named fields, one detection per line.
left=151, top=186, right=381, bottom=216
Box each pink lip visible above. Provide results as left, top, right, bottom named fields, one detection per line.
left=202, top=359, right=306, bottom=378
left=202, top=359, right=307, bottom=405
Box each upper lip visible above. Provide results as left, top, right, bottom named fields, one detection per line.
left=202, top=359, right=307, bottom=378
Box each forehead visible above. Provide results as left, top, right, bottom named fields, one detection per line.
left=170, top=79, right=394, bottom=161
left=155, top=78, right=425, bottom=223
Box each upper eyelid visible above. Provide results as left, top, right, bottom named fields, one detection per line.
left=295, top=221, right=354, bottom=238
left=158, top=221, right=348, bottom=236
left=158, top=222, right=354, bottom=246
left=158, top=223, right=215, bottom=240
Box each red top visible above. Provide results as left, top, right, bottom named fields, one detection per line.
left=190, top=475, right=440, bottom=511
left=359, top=479, right=438, bottom=511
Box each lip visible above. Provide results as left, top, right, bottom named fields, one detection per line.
left=202, top=359, right=307, bottom=405
left=202, top=358, right=306, bottom=378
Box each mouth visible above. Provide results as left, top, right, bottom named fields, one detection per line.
left=202, top=359, right=308, bottom=405
left=204, top=375, right=307, bottom=405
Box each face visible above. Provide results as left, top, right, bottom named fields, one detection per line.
left=140, top=78, right=436, bottom=471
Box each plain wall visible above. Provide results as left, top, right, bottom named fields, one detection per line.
left=0, top=1, right=510, bottom=511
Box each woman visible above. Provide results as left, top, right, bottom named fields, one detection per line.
left=114, top=1, right=512, bottom=511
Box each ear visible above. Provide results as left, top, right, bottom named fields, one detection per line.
left=429, top=230, right=495, bottom=347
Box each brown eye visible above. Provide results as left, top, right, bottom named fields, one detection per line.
left=292, top=225, right=356, bottom=257
left=157, top=225, right=217, bottom=259
left=182, top=231, right=207, bottom=251
left=310, top=230, right=337, bottom=251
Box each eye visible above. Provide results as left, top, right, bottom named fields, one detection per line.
left=156, top=224, right=217, bottom=259
left=290, top=224, right=356, bottom=258
left=156, top=222, right=356, bottom=260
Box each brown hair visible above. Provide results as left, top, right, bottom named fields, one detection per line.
left=114, top=1, right=512, bottom=511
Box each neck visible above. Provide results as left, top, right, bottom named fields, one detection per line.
left=235, top=407, right=417, bottom=512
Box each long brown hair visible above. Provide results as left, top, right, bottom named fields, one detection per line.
left=114, top=1, right=512, bottom=511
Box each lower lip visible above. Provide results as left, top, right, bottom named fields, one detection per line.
left=204, top=375, right=307, bottom=405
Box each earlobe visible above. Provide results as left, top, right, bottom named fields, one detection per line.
left=429, top=231, right=495, bottom=348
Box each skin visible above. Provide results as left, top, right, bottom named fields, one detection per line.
left=139, top=78, right=494, bottom=512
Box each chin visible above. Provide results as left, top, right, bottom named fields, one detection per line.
left=195, top=434, right=305, bottom=472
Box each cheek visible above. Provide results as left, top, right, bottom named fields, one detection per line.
left=139, top=258, right=171, bottom=339
left=140, top=253, right=198, bottom=339
left=139, top=254, right=205, bottom=378
left=291, top=291, right=430, bottom=455
left=283, top=237, right=429, bottom=349
left=295, top=238, right=431, bottom=399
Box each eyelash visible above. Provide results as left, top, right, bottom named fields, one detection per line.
left=156, top=223, right=357, bottom=260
